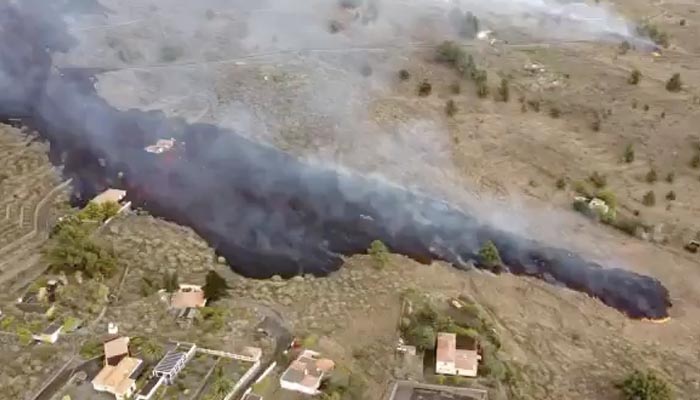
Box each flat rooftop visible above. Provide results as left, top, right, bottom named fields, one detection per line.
left=389, top=381, right=487, bottom=400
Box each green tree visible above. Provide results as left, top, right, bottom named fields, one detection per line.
left=198, top=306, right=229, bottom=331
left=643, top=190, right=656, bottom=207
left=497, top=78, right=510, bottom=102
left=406, top=324, right=436, bottom=351
left=162, top=271, right=179, bottom=293
left=368, top=240, right=389, bottom=268
left=131, top=336, right=165, bottom=362
left=666, top=73, right=682, bottom=92
left=478, top=241, right=502, bottom=270
left=445, top=99, right=458, bottom=117
left=44, top=227, right=118, bottom=279
left=204, top=366, right=234, bottom=399
left=616, top=370, right=672, bottom=400
left=624, top=144, right=635, bottom=163
left=628, top=69, right=641, bottom=85
left=646, top=168, right=658, bottom=183
left=202, top=270, right=229, bottom=302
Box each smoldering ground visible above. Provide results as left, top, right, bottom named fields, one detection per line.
left=0, top=0, right=671, bottom=319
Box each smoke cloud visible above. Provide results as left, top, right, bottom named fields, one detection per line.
left=0, top=0, right=671, bottom=319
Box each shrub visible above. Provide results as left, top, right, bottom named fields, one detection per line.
left=666, top=191, right=676, bottom=201
left=691, top=153, right=700, bottom=168
left=636, top=23, right=670, bottom=48
left=555, top=177, right=567, bottom=190
left=616, top=370, right=672, bottom=400
left=666, top=73, right=682, bottom=92
left=398, top=69, right=410, bottom=81
left=478, top=241, right=502, bottom=272
left=436, top=41, right=466, bottom=65
left=591, top=114, right=601, bottom=132
left=589, top=172, right=607, bottom=188
left=624, top=144, right=635, bottom=163
left=203, top=270, right=230, bottom=302
left=643, top=190, right=656, bottom=206
left=476, top=80, right=489, bottom=98
left=643, top=104, right=650, bottom=111
left=445, top=100, right=458, bottom=117
left=619, top=40, right=631, bottom=54
left=44, top=226, right=118, bottom=279
left=368, top=239, right=389, bottom=268
left=450, top=82, right=461, bottom=94
left=646, top=168, right=658, bottom=183
left=496, top=78, right=510, bottom=102
left=666, top=172, right=675, bottom=183
left=680, top=19, right=686, bottom=26
left=628, top=69, right=642, bottom=85
left=458, top=11, right=480, bottom=39
left=549, top=107, right=561, bottom=118
left=418, top=80, right=432, bottom=97
left=527, top=99, right=541, bottom=112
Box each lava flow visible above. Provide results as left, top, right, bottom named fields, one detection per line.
left=0, top=1, right=672, bottom=320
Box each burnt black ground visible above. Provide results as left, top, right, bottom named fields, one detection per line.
left=0, top=1, right=671, bottom=319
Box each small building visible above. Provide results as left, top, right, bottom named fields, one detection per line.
left=152, top=344, right=196, bottom=384
left=33, top=322, right=63, bottom=344
left=145, top=138, right=176, bottom=154
left=92, top=356, right=144, bottom=400
left=104, top=336, right=131, bottom=366
left=135, top=376, right=164, bottom=400
left=279, top=350, right=335, bottom=395
left=170, top=284, right=207, bottom=310
left=435, top=333, right=481, bottom=377
left=92, top=189, right=127, bottom=206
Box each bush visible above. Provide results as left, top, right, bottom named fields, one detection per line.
left=666, top=172, right=675, bottom=183
left=619, top=40, right=631, bottom=54
left=368, top=240, right=390, bottom=268
left=527, top=99, right=541, bottom=112
left=666, top=73, right=682, bottom=92
left=589, top=172, right=607, bottom=188
left=691, top=153, right=700, bottom=168
left=646, top=168, right=658, bottom=183
left=450, top=82, right=461, bottom=94
left=418, top=80, right=432, bottom=97
left=475, top=78, right=489, bottom=99
left=643, top=190, right=656, bottom=206
left=555, top=177, right=567, bottom=190
left=624, top=144, right=635, bottom=163
left=549, top=107, right=561, bottom=118
left=591, top=114, right=601, bottom=132
left=203, top=270, right=230, bottom=302
left=628, top=69, right=642, bottom=85
left=398, top=69, right=410, bottom=81
left=445, top=100, right=458, bottom=117
left=44, top=225, right=118, bottom=279
left=436, top=41, right=466, bottom=65
left=478, top=241, right=502, bottom=271
left=636, top=23, right=670, bottom=48
left=458, top=11, right=480, bottom=39
left=496, top=78, right=510, bottom=102
left=616, top=370, right=672, bottom=400
left=666, top=190, right=676, bottom=201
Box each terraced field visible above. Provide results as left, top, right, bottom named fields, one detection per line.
left=0, top=124, right=71, bottom=293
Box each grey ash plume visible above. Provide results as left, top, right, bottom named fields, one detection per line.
left=0, top=0, right=671, bottom=319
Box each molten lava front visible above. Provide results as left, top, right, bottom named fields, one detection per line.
left=0, top=1, right=672, bottom=321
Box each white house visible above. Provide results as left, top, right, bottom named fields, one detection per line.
left=279, top=350, right=335, bottom=395
left=32, top=322, right=63, bottom=344
left=435, top=332, right=481, bottom=377
left=92, top=357, right=144, bottom=400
